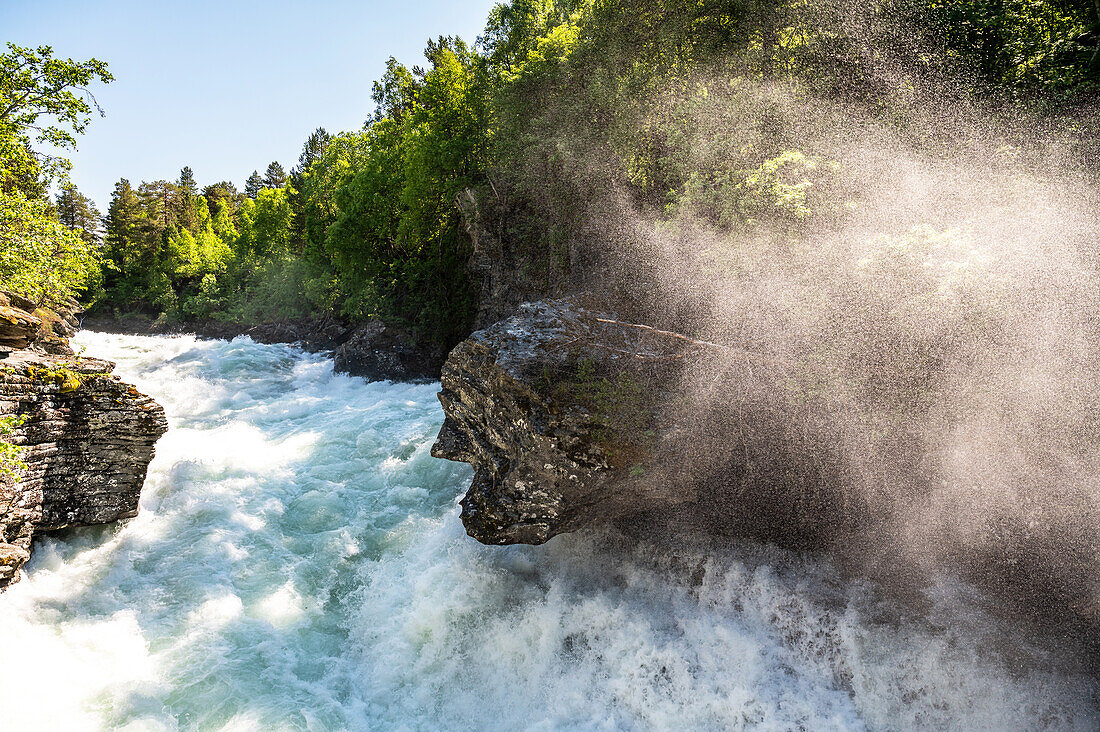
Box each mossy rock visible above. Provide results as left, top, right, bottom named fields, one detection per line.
left=26, top=365, right=104, bottom=393
left=537, top=356, right=661, bottom=470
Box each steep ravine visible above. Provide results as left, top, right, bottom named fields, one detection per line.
left=3, top=330, right=1096, bottom=729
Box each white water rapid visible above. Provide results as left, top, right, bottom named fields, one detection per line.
left=0, top=332, right=1095, bottom=730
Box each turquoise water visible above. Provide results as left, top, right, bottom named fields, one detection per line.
left=0, top=332, right=1095, bottom=730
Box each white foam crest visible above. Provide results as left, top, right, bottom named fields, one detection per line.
left=0, top=331, right=1088, bottom=730
left=0, top=587, right=158, bottom=731
left=253, top=581, right=308, bottom=628
left=350, top=514, right=1099, bottom=730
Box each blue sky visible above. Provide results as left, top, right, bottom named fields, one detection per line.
left=2, top=0, right=499, bottom=211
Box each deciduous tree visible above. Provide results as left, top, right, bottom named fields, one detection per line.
left=0, top=42, right=113, bottom=190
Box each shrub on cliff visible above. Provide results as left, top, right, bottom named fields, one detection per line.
left=0, top=415, right=26, bottom=479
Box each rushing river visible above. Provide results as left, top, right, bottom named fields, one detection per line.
left=0, top=332, right=1096, bottom=730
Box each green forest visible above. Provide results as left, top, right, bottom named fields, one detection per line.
left=3, top=0, right=1099, bottom=355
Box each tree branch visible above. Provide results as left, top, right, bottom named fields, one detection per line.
left=593, top=316, right=801, bottom=369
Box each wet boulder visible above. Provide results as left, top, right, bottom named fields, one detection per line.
left=334, top=319, right=439, bottom=382
left=432, top=300, right=692, bottom=544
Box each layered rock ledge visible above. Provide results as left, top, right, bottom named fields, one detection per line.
left=0, top=293, right=168, bottom=587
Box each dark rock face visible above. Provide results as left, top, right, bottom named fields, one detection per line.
left=0, top=294, right=168, bottom=587
left=334, top=319, right=440, bottom=383
left=433, top=300, right=1100, bottom=642
left=432, top=300, right=692, bottom=544
left=433, top=299, right=883, bottom=552
left=431, top=298, right=868, bottom=552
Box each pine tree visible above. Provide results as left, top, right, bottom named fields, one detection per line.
left=202, top=181, right=238, bottom=217
left=55, top=183, right=102, bottom=243
left=177, top=166, right=197, bottom=196
left=263, top=161, right=287, bottom=189
left=293, top=128, right=331, bottom=176
left=245, top=170, right=264, bottom=198
left=101, top=179, right=144, bottom=297
left=138, top=180, right=176, bottom=232
left=55, top=185, right=79, bottom=228
left=103, top=179, right=140, bottom=250
left=174, top=167, right=199, bottom=230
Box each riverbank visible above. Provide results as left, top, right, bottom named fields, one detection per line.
left=81, top=311, right=442, bottom=382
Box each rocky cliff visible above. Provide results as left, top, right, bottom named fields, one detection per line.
left=432, top=299, right=1100, bottom=636
left=431, top=299, right=846, bottom=547
left=0, top=293, right=168, bottom=587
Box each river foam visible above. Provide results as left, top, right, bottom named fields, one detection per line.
left=0, top=332, right=1095, bottom=730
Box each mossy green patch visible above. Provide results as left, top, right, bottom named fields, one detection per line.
left=538, top=356, right=661, bottom=471
left=25, top=364, right=110, bottom=393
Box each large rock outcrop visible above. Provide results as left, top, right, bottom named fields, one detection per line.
left=432, top=300, right=701, bottom=544
left=334, top=319, right=440, bottom=383
left=432, top=299, right=1100, bottom=638
left=0, top=294, right=168, bottom=587
left=432, top=299, right=852, bottom=547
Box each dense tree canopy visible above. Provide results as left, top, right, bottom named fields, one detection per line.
left=0, top=43, right=110, bottom=307
left=84, top=0, right=1099, bottom=354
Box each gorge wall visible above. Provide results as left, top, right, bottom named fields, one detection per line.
left=432, top=299, right=851, bottom=549
left=0, top=292, right=168, bottom=587
left=431, top=298, right=1100, bottom=641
